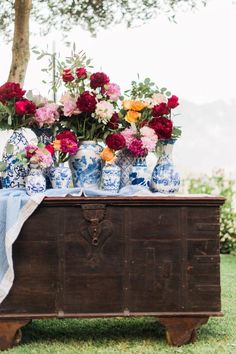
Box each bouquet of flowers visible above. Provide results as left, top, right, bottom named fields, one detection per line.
left=56, top=51, right=121, bottom=141
left=45, top=130, right=79, bottom=166
left=17, top=144, right=53, bottom=169
left=120, top=78, right=181, bottom=142
left=0, top=82, right=37, bottom=130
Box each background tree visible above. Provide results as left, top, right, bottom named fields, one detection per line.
left=0, top=0, right=207, bottom=86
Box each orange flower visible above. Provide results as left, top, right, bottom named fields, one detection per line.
left=130, top=100, right=147, bottom=111
left=122, top=100, right=133, bottom=110
left=100, top=147, right=115, bottom=163
left=125, top=110, right=141, bottom=123
left=53, top=139, right=61, bottom=151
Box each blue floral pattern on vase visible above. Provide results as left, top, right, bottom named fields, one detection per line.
left=50, top=164, right=72, bottom=189
left=101, top=163, right=121, bottom=193
left=116, top=149, right=135, bottom=188
left=69, top=141, right=103, bottom=188
left=25, top=167, right=46, bottom=195
left=150, top=139, right=180, bottom=193
left=129, top=156, right=150, bottom=188
left=2, top=129, right=29, bottom=189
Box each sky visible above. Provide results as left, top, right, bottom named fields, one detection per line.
left=0, top=0, right=236, bottom=177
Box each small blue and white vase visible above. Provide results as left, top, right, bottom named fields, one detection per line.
left=25, top=165, right=46, bottom=196
left=129, top=156, right=150, bottom=188
left=150, top=139, right=180, bottom=193
left=1, top=129, right=34, bottom=189
left=116, top=149, right=135, bottom=188
left=69, top=140, right=103, bottom=188
left=50, top=164, right=72, bottom=189
left=101, top=162, right=121, bottom=193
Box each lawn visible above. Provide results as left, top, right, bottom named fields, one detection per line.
left=7, top=255, right=236, bottom=354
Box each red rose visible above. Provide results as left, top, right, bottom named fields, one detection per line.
left=168, top=95, right=179, bottom=109
left=76, top=67, right=87, bottom=79
left=149, top=117, right=173, bottom=140
left=76, top=91, right=97, bottom=113
left=62, top=69, right=74, bottom=82
left=56, top=130, right=77, bottom=142
left=106, top=133, right=126, bottom=151
left=0, top=82, right=26, bottom=103
left=15, top=99, right=36, bottom=115
left=45, top=144, right=55, bottom=155
left=108, top=112, right=119, bottom=129
left=152, top=102, right=170, bottom=117
left=90, top=72, right=110, bottom=90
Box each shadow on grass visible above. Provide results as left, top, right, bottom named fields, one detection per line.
left=22, top=317, right=166, bottom=344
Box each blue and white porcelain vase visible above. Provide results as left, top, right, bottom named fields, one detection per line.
left=69, top=140, right=103, bottom=188
left=116, top=149, right=135, bottom=188
left=1, top=129, right=33, bottom=189
left=129, top=156, right=150, bottom=188
left=50, top=163, right=72, bottom=189
left=101, top=162, right=121, bottom=193
left=25, top=165, right=46, bottom=196
left=150, top=139, right=180, bottom=193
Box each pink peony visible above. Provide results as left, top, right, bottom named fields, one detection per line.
left=120, top=127, right=136, bottom=148
left=140, top=126, right=158, bottom=152
left=104, top=83, right=121, bottom=101
left=129, top=139, right=147, bottom=157
left=63, top=98, right=81, bottom=117
left=60, top=138, right=78, bottom=155
left=33, top=103, right=60, bottom=127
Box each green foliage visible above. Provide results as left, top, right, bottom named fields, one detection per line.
left=185, top=171, right=236, bottom=254
left=0, top=0, right=207, bottom=41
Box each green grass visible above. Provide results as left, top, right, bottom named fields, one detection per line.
left=7, top=255, right=236, bottom=354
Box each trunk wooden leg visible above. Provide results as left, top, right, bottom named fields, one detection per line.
left=0, top=320, right=30, bottom=351
left=159, top=317, right=209, bottom=346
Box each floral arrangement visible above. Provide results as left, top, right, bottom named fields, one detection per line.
left=17, top=144, right=53, bottom=169
left=120, top=78, right=181, bottom=141
left=54, top=51, right=121, bottom=141
left=45, top=130, right=79, bottom=166
left=0, top=82, right=37, bottom=130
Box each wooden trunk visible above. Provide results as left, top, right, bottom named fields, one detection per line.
left=0, top=196, right=225, bottom=349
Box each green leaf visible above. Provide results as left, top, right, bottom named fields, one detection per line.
left=166, top=91, right=171, bottom=97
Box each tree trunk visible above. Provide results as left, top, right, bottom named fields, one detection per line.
left=8, top=0, right=32, bottom=86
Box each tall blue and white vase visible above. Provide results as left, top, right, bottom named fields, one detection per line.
left=1, top=129, right=32, bottom=189
left=50, top=164, right=72, bottom=189
left=25, top=166, right=46, bottom=195
left=116, top=149, right=135, bottom=188
left=69, top=140, right=103, bottom=188
left=150, top=139, right=180, bottom=193
left=101, top=162, right=121, bottom=193
left=129, top=156, right=151, bottom=188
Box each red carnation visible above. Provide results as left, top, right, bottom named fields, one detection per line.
left=62, top=68, right=74, bottom=82
left=168, top=95, right=179, bottom=109
left=15, top=99, right=36, bottom=116
left=0, top=82, right=26, bottom=103
left=56, top=130, right=77, bottom=142
left=76, top=91, right=97, bottom=113
left=152, top=102, right=170, bottom=117
left=108, top=112, right=119, bottom=130
left=45, top=144, right=55, bottom=156
left=106, top=133, right=126, bottom=151
left=76, top=67, right=87, bottom=79
left=90, top=72, right=110, bottom=90
left=149, top=117, right=173, bottom=140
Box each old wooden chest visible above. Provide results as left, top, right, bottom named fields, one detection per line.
left=0, top=195, right=225, bottom=350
